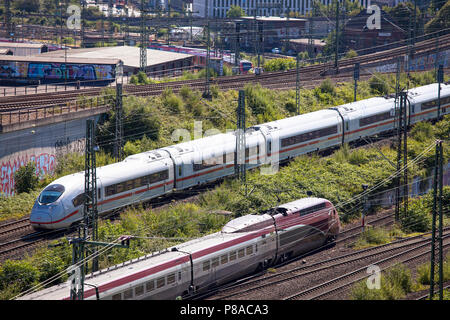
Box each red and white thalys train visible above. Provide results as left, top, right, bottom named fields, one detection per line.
left=29, top=83, right=450, bottom=229
left=20, top=197, right=340, bottom=300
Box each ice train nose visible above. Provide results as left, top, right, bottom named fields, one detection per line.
left=30, top=208, right=52, bottom=229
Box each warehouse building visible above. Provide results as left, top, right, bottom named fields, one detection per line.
left=40, top=45, right=195, bottom=77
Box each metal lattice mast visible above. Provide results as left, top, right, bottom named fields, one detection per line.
left=84, top=119, right=98, bottom=272
left=430, top=140, right=444, bottom=300
left=235, top=90, right=246, bottom=190
left=296, top=54, right=300, bottom=115
left=140, top=0, right=147, bottom=72
left=234, top=22, right=240, bottom=69
left=308, top=16, right=314, bottom=59
left=81, top=0, right=86, bottom=48
left=124, top=7, right=129, bottom=46
left=334, top=0, right=339, bottom=72
left=204, top=20, right=211, bottom=98
left=108, top=0, right=113, bottom=44
left=115, top=83, right=124, bottom=162
left=395, top=92, right=408, bottom=220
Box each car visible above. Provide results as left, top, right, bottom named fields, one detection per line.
left=272, top=48, right=281, bottom=54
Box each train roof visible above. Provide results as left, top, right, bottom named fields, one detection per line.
left=18, top=229, right=255, bottom=300
left=277, top=197, right=331, bottom=213
left=407, top=83, right=450, bottom=102
left=252, top=108, right=339, bottom=132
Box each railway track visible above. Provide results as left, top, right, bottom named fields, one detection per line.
left=0, top=218, right=32, bottom=237
left=1, top=33, right=449, bottom=111
left=205, top=229, right=450, bottom=300
left=193, top=210, right=396, bottom=300
left=284, top=233, right=450, bottom=300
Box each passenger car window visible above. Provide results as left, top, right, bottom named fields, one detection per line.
left=72, top=193, right=85, bottom=207
left=156, top=277, right=165, bottom=288
left=221, top=254, right=228, bottom=264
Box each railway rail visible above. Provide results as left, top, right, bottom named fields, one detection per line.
left=284, top=234, right=450, bottom=300
left=204, top=229, right=450, bottom=300
left=0, top=218, right=32, bottom=237
left=0, top=33, right=449, bottom=113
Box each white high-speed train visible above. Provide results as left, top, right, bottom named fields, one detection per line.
left=29, top=83, right=450, bottom=229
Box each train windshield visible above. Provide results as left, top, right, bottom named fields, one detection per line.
left=38, top=184, right=65, bottom=204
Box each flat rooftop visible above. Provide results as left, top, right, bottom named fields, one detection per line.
left=0, top=42, right=47, bottom=49
left=241, top=16, right=307, bottom=22
left=40, top=46, right=194, bottom=68
left=0, top=54, right=120, bottom=65
left=290, top=38, right=326, bottom=46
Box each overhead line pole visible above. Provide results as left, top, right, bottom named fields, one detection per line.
left=429, top=140, right=444, bottom=300
left=115, top=83, right=124, bottom=162
left=140, top=0, right=148, bottom=72
left=236, top=90, right=247, bottom=195
left=334, top=0, right=339, bottom=72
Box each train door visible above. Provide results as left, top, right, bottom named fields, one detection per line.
left=262, top=129, right=281, bottom=172
left=96, top=177, right=103, bottom=214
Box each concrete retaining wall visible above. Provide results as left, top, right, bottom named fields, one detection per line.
left=0, top=114, right=102, bottom=196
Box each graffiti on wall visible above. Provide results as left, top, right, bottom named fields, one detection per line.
left=373, top=49, right=450, bottom=73
left=54, top=137, right=85, bottom=155
left=0, top=153, right=56, bottom=197
left=0, top=61, right=115, bottom=81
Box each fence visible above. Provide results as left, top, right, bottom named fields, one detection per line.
left=0, top=95, right=113, bottom=128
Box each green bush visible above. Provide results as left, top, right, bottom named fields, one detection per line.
left=285, top=100, right=297, bottom=113
left=263, top=58, right=296, bottom=72
left=14, top=162, right=39, bottom=194
left=416, top=254, right=450, bottom=286
left=318, top=79, right=336, bottom=95
left=369, top=74, right=389, bottom=95
left=0, top=260, right=40, bottom=293
left=354, top=227, right=391, bottom=248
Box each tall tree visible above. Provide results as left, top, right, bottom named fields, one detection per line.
left=226, top=5, right=246, bottom=18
